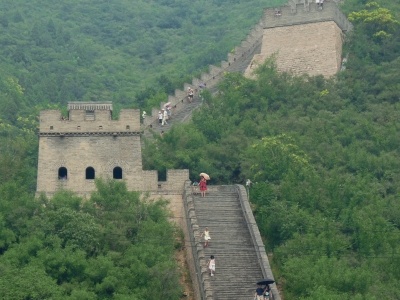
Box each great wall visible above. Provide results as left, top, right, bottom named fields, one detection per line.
left=142, top=0, right=352, bottom=139
left=36, top=1, right=352, bottom=298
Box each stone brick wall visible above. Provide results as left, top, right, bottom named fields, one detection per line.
left=37, top=134, right=145, bottom=195
left=40, top=109, right=141, bottom=133
left=244, top=1, right=352, bottom=78
left=144, top=1, right=352, bottom=128
left=236, top=184, right=281, bottom=300
left=182, top=181, right=208, bottom=300
left=246, top=20, right=344, bottom=77
left=263, top=1, right=352, bottom=31
left=143, top=18, right=265, bottom=127
left=37, top=104, right=188, bottom=197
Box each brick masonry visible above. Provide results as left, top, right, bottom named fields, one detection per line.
left=36, top=102, right=189, bottom=197
left=246, top=21, right=344, bottom=77
left=244, top=1, right=352, bottom=78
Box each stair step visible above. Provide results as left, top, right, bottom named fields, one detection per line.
left=191, top=185, right=264, bottom=298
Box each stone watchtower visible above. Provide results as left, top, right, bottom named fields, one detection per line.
left=245, top=0, right=353, bottom=77
left=36, top=102, right=188, bottom=197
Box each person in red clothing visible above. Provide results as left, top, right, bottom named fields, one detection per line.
left=199, top=176, right=207, bottom=197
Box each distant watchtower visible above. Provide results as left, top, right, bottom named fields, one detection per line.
left=245, top=0, right=353, bottom=77
left=37, top=102, right=188, bottom=197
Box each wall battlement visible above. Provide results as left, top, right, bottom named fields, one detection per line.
left=263, top=1, right=352, bottom=31
left=144, top=1, right=352, bottom=129
left=143, top=19, right=265, bottom=127
left=40, top=102, right=141, bottom=135
left=243, top=0, right=351, bottom=78
left=37, top=102, right=189, bottom=197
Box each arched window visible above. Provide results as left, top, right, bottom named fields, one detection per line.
left=86, top=167, right=95, bottom=179
left=58, top=167, right=68, bottom=180
left=113, top=167, right=122, bottom=179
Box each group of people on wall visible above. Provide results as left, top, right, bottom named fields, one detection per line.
left=158, top=106, right=171, bottom=126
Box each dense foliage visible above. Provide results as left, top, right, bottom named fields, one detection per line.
left=0, top=179, right=181, bottom=299
left=0, top=0, right=285, bottom=113
left=142, top=1, right=400, bottom=298
left=1, top=0, right=400, bottom=298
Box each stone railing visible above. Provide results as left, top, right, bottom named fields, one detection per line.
left=235, top=184, right=282, bottom=300
left=263, top=1, right=352, bottom=32
left=182, top=181, right=213, bottom=300
left=142, top=1, right=352, bottom=129
left=182, top=184, right=281, bottom=300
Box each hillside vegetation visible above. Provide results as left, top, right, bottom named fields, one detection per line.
left=142, top=0, right=400, bottom=298
left=0, top=0, right=285, bottom=112
left=0, top=0, right=290, bottom=298
left=1, top=0, right=400, bottom=298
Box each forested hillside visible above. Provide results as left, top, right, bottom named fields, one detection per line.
left=0, top=0, right=284, bottom=111
left=1, top=0, right=400, bottom=298
left=0, top=180, right=182, bottom=299
left=0, top=0, right=291, bottom=298
left=142, top=0, right=400, bottom=298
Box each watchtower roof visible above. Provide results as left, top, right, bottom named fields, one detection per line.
left=68, top=102, right=113, bottom=112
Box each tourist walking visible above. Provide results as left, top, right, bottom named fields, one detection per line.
left=166, top=106, right=171, bottom=119
left=207, top=255, right=216, bottom=276
left=264, top=285, right=271, bottom=299
left=162, top=109, right=168, bottom=126
left=200, top=227, right=211, bottom=247
left=158, top=111, right=163, bottom=126
left=188, top=87, right=194, bottom=103
left=255, top=285, right=266, bottom=300
left=199, top=176, right=207, bottom=197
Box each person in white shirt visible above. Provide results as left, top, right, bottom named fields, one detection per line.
left=162, top=109, right=168, bottom=126
left=158, top=111, right=163, bottom=125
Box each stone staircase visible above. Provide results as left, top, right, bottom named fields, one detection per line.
left=225, top=42, right=261, bottom=74
left=193, top=186, right=264, bottom=299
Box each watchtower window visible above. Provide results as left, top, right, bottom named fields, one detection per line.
left=99, top=126, right=103, bottom=130
left=85, top=110, right=95, bottom=121
left=77, top=126, right=81, bottom=130
left=126, top=125, right=130, bottom=130
left=58, top=167, right=68, bottom=180
left=86, top=167, right=95, bottom=179
left=50, top=126, right=53, bottom=130
left=113, top=167, right=122, bottom=179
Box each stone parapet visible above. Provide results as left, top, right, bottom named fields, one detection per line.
left=263, top=1, right=352, bottom=32
left=235, top=184, right=281, bottom=300
left=144, top=18, right=265, bottom=128
left=182, top=181, right=209, bottom=300
left=36, top=102, right=189, bottom=197
left=144, top=1, right=352, bottom=131
left=245, top=20, right=344, bottom=77
left=40, top=108, right=141, bottom=133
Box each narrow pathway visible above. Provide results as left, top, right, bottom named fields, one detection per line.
left=142, top=42, right=262, bottom=142
left=194, top=186, right=263, bottom=299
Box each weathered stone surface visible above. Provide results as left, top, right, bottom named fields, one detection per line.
left=246, top=21, right=344, bottom=77
left=245, top=1, right=352, bottom=78
left=36, top=102, right=189, bottom=197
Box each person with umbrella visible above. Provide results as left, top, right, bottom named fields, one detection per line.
left=254, top=285, right=266, bottom=300
left=199, top=175, right=208, bottom=197
left=264, top=285, right=271, bottom=299
left=255, top=279, right=275, bottom=300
